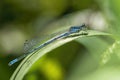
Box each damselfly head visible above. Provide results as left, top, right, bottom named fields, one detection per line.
left=80, top=24, right=87, bottom=31
left=69, top=24, right=87, bottom=33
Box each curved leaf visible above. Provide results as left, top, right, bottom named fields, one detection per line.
left=10, top=30, right=110, bottom=80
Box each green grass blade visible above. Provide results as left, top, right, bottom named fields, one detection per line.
left=10, top=30, right=110, bottom=80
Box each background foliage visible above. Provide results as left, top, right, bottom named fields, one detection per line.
left=0, top=0, right=120, bottom=80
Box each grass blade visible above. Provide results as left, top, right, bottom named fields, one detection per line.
left=10, top=30, right=110, bottom=80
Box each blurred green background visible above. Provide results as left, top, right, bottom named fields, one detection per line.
left=1, top=0, right=120, bottom=80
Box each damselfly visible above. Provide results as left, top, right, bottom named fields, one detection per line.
left=8, top=24, right=88, bottom=66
